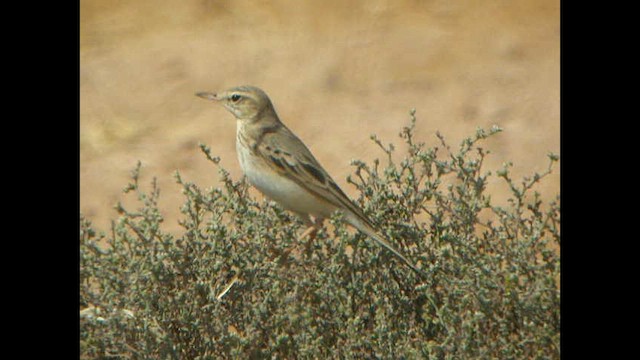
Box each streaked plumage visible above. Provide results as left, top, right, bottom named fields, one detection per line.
left=196, top=86, right=422, bottom=274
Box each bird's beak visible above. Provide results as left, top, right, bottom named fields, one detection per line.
left=195, top=91, right=220, bottom=101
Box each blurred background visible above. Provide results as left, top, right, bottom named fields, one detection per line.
left=80, top=0, right=559, bottom=234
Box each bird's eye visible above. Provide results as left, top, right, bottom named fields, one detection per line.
left=230, top=94, right=241, bottom=102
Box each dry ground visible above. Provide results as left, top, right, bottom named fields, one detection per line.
left=80, top=0, right=559, bottom=235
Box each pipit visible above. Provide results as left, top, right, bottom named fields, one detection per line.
left=196, top=85, right=422, bottom=275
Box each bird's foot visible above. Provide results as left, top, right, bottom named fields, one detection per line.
left=297, top=217, right=324, bottom=257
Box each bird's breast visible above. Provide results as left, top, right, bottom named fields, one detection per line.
left=236, top=138, right=336, bottom=218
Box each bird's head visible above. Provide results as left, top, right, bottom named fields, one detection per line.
left=196, top=85, right=276, bottom=122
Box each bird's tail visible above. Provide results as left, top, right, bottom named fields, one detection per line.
left=347, top=215, right=425, bottom=276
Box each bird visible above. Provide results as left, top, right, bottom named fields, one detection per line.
left=196, top=85, right=423, bottom=275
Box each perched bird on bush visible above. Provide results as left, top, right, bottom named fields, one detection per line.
left=196, top=86, right=422, bottom=275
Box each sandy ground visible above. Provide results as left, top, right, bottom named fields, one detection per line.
left=80, top=0, right=559, bottom=235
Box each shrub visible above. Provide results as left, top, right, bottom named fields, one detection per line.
left=80, top=111, right=560, bottom=359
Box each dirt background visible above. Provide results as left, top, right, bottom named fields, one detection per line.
left=80, top=0, right=559, bottom=235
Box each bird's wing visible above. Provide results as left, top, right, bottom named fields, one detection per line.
left=250, top=125, right=424, bottom=276
left=254, top=126, right=375, bottom=228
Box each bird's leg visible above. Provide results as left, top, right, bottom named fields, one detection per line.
left=298, top=224, right=317, bottom=241
left=300, top=216, right=324, bottom=256
left=295, top=213, right=316, bottom=240
left=298, top=216, right=324, bottom=240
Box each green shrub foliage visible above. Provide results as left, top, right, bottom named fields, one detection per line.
left=80, top=112, right=560, bottom=359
